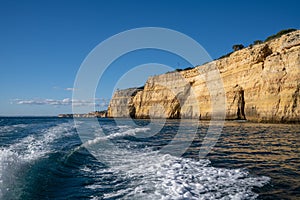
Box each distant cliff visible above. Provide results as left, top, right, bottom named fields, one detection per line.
left=58, top=111, right=107, bottom=118
left=107, top=30, right=300, bottom=123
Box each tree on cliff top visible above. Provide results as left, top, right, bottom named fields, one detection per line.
left=232, top=44, right=244, bottom=51
left=253, top=40, right=263, bottom=45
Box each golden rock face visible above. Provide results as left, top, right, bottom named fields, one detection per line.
left=108, top=31, right=300, bottom=123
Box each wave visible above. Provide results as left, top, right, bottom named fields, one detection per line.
left=79, top=131, right=270, bottom=200
left=64, top=127, right=150, bottom=162
left=84, top=127, right=150, bottom=147
left=0, top=124, right=29, bottom=133
left=64, top=123, right=271, bottom=199
left=0, top=122, right=75, bottom=199
left=0, top=120, right=271, bottom=199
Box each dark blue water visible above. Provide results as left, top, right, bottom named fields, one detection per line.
left=0, top=117, right=299, bottom=199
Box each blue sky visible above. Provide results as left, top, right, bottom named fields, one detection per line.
left=0, top=0, right=299, bottom=116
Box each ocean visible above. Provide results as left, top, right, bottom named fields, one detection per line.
left=0, top=117, right=299, bottom=199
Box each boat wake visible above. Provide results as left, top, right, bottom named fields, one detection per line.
left=76, top=124, right=270, bottom=200
left=0, top=122, right=74, bottom=199
left=0, top=119, right=271, bottom=199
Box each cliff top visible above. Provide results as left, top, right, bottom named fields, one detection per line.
left=146, top=29, right=300, bottom=81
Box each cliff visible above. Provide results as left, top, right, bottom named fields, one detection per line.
left=107, top=87, right=144, bottom=117
left=107, top=30, right=300, bottom=123
left=58, top=110, right=107, bottom=118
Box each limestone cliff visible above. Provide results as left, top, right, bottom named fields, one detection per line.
left=107, top=87, right=143, bottom=118
left=107, top=30, right=300, bottom=123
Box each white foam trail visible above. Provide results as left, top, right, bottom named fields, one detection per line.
left=83, top=127, right=149, bottom=147
left=0, top=124, right=29, bottom=133
left=83, top=148, right=270, bottom=200
left=0, top=122, right=74, bottom=198
left=71, top=122, right=270, bottom=199
left=65, top=127, right=150, bottom=161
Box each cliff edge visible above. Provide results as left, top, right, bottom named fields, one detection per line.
left=107, top=30, right=300, bottom=123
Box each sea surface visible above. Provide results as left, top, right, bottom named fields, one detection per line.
left=0, top=117, right=299, bottom=200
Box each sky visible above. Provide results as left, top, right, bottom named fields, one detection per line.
left=0, top=0, right=299, bottom=116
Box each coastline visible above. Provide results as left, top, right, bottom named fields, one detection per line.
left=55, top=115, right=300, bottom=124
left=106, top=30, right=300, bottom=123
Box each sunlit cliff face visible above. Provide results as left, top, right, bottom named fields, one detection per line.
left=108, top=31, right=300, bottom=123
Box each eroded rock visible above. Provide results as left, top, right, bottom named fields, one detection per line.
left=107, top=30, right=300, bottom=122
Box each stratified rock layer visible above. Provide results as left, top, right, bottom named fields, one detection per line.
left=107, top=87, right=143, bottom=118
left=107, top=31, right=300, bottom=123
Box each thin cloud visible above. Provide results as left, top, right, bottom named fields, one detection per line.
left=65, top=88, right=77, bottom=91
left=52, top=86, right=77, bottom=92
left=13, top=98, right=110, bottom=107
left=52, top=86, right=60, bottom=90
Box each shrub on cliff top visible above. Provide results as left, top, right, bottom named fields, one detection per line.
left=265, top=28, right=297, bottom=42
left=184, top=67, right=193, bottom=71
left=253, top=40, right=263, bottom=45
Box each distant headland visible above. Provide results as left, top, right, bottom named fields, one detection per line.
left=59, top=29, right=300, bottom=123
left=58, top=111, right=107, bottom=118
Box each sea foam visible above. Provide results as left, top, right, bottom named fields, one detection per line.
left=79, top=125, right=270, bottom=200
left=0, top=122, right=74, bottom=198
